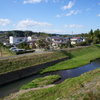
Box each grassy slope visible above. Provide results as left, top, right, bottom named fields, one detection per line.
left=41, top=45, right=100, bottom=73
left=0, top=51, right=68, bottom=74
left=0, top=45, right=100, bottom=74
left=20, top=75, right=61, bottom=90
left=3, top=45, right=100, bottom=100
left=0, top=49, right=12, bottom=57
left=6, top=68, right=100, bottom=100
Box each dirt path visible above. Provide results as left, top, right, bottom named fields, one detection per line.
left=4, top=84, right=55, bottom=100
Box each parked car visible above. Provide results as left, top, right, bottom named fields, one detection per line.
left=15, top=49, right=26, bottom=54
left=9, top=47, right=18, bottom=51
left=15, top=49, right=26, bottom=52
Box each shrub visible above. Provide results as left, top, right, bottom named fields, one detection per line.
left=76, top=42, right=88, bottom=46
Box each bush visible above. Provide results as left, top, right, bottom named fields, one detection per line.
left=66, top=40, right=72, bottom=48
left=18, top=42, right=30, bottom=50
left=76, top=42, right=88, bottom=46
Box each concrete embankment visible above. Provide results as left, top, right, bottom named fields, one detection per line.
left=0, top=57, right=69, bottom=86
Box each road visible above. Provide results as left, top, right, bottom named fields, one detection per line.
left=0, top=46, right=89, bottom=60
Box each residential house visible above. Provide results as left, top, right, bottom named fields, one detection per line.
left=27, top=36, right=38, bottom=48
left=48, top=37, right=68, bottom=49
left=9, top=36, right=27, bottom=45
left=27, top=36, right=38, bottom=42
left=70, top=37, right=84, bottom=44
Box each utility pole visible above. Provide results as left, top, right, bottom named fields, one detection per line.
left=72, top=31, right=73, bottom=37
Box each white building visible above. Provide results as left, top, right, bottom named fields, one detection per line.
left=9, top=36, right=27, bottom=45
left=27, top=36, right=38, bottom=42
left=70, top=37, right=84, bottom=44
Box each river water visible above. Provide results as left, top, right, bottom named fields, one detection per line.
left=0, top=59, right=100, bottom=98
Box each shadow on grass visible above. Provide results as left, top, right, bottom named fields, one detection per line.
left=95, top=44, right=100, bottom=48
left=60, top=50, right=73, bottom=58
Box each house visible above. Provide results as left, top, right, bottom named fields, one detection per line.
left=48, top=36, right=68, bottom=49
left=27, top=36, right=38, bottom=48
left=3, top=42, right=12, bottom=46
left=27, top=36, right=38, bottom=42
left=70, top=37, right=84, bottom=44
left=9, top=36, right=27, bottom=45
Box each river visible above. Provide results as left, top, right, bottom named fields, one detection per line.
left=0, top=59, right=100, bottom=98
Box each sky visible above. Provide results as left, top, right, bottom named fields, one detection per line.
left=0, top=0, right=100, bottom=34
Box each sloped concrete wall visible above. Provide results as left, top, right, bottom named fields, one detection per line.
left=0, top=57, right=69, bottom=86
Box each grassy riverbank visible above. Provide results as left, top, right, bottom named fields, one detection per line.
left=0, top=45, right=100, bottom=74
left=4, top=68, right=100, bottom=100
left=0, top=51, right=68, bottom=74
left=41, top=45, right=100, bottom=73
left=20, top=75, right=60, bottom=90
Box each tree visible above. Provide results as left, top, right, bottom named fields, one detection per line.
left=24, top=31, right=33, bottom=36
left=36, top=39, right=49, bottom=49
left=88, top=29, right=94, bottom=42
left=0, top=42, right=3, bottom=57
left=93, top=29, right=100, bottom=43
left=66, top=38, right=72, bottom=48
left=18, top=42, right=29, bottom=49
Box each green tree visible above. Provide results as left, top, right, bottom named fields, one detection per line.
left=0, top=42, right=3, bottom=57
left=88, top=29, right=94, bottom=40
left=66, top=39, right=72, bottom=48
left=93, top=29, right=100, bottom=43
left=36, top=39, right=49, bottom=49
left=18, top=42, right=29, bottom=50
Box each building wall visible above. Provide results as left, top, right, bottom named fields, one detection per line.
left=9, top=36, right=26, bottom=45
left=71, top=38, right=83, bottom=44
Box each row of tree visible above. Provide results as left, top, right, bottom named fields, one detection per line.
left=0, top=30, right=89, bottom=38
left=86, top=29, right=100, bottom=44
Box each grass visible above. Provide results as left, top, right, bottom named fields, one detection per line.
left=2, top=44, right=100, bottom=100
left=0, top=45, right=100, bottom=74
left=20, top=75, right=61, bottom=90
left=0, top=50, right=68, bottom=74
left=5, top=68, right=100, bottom=100
left=0, top=49, right=13, bottom=57
left=41, top=44, right=100, bottom=73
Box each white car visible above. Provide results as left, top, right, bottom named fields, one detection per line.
left=15, top=49, right=26, bottom=52
left=9, top=47, right=18, bottom=51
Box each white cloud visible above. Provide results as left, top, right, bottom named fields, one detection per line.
left=86, top=8, right=91, bottom=11
left=98, top=14, right=100, bottom=17
left=44, top=0, right=48, bottom=2
left=98, top=3, right=100, bottom=5
left=56, top=14, right=61, bottom=17
left=52, top=0, right=59, bottom=3
left=64, top=24, right=83, bottom=28
left=23, top=0, right=62, bottom=4
left=61, top=1, right=75, bottom=10
left=16, top=19, right=52, bottom=28
left=0, top=19, right=10, bottom=26
left=66, top=10, right=80, bottom=16
left=23, top=0, right=41, bottom=4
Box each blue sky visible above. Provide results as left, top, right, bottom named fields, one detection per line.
left=0, top=0, right=100, bottom=34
